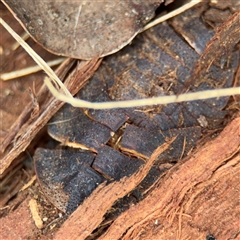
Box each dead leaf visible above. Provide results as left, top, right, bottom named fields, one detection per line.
left=33, top=1, right=239, bottom=217
left=2, top=0, right=164, bottom=59
left=99, top=117, right=240, bottom=240
left=0, top=57, right=102, bottom=176
left=53, top=139, right=175, bottom=240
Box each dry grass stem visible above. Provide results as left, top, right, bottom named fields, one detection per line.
left=0, top=17, right=72, bottom=98
left=1, top=5, right=239, bottom=110
left=142, top=0, right=202, bottom=32
left=20, top=175, right=37, bottom=192
left=44, top=77, right=240, bottom=109
left=1, top=58, right=65, bottom=80
left=11, top=31, right=29, bottom=50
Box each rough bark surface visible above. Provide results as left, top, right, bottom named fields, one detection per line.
left=53, top=117, right=240, bottom=240
left=53, top=140, right=174, bottom=240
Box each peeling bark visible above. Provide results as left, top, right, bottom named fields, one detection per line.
left=53, top=117, right=239, bottom=240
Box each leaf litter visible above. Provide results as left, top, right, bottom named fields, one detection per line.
left=0, top=0, right=240, bottom=239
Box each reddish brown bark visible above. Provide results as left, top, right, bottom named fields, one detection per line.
left=53, top=117, right=240, bottom=240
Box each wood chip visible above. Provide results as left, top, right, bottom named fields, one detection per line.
left=29, top=199, right=43, bottom=229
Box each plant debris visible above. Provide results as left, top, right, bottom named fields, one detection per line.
left=34, top=0, right=239, bottom=222
left=2, top=0, right=165, bottom=59
left=0, top=57, right=102, bottom=176
left=0, top=1, right=239, bottom=239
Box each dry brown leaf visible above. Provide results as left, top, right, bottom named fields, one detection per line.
left=100, top=117, right=240, bottom=240
left=0, top=57, right=102, bottom=176
left=2, top=0, right=164, bottom=59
